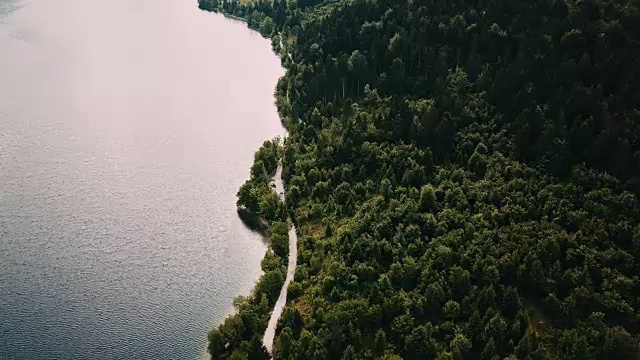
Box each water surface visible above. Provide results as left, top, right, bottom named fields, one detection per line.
left=0, top=0, right=284, bottom=358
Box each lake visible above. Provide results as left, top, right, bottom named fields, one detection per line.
left=0, top=0, right=284, bottom=358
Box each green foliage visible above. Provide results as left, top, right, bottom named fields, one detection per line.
left=208, top=137, right=287, bottom=360
left=256, top=269, right=285, bottom=303
left=260, top=17, right=274, bottom=36
left=443, top=300, right=460, bottom=320
left=274, top=327, right=294, bottom=359
left=270, top=221, right=289, bottom=257
left=450, top=333, right=472, bottom=359
left=236, top=139, right=286, bottom=224
left=207, top=0, right=640, bottom=358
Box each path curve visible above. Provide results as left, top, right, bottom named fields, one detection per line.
left=263, top=163, right=298, bottom=354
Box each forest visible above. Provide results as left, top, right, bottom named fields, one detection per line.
left=199, top=0, right=640, bottom=358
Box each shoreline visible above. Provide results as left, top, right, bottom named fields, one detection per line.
left=222, top=13, right=247, bottom=23
left=201, top=4, right=298, bottom=358
left=197, top=5, right=247, bottom=23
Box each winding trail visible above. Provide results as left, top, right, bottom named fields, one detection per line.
left=263, top=163, right=298, bottom=354
left=262, top=33, right=297, bottom=355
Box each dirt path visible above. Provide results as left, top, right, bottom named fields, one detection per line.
left=262, top=163, right=298, bottom=354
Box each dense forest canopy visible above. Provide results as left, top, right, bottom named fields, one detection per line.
left=200, top=0, right=640, bottom=358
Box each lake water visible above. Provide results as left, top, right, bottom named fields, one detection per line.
left=0, top=0, right=284, bottom=358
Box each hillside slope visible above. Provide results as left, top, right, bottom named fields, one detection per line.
left=201, top=0, right=640, bottom=358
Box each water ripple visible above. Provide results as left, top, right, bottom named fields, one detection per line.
left=0, top=0, right=284, bottom=358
